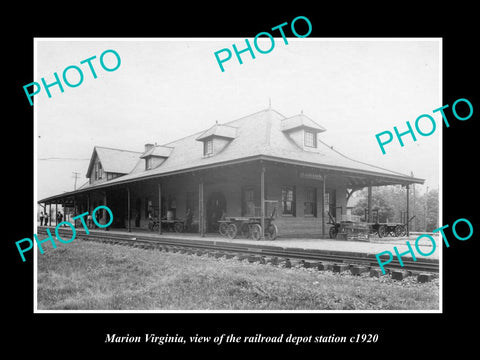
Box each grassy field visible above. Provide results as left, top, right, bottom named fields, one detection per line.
left=36, top=240, right=439, bottom=311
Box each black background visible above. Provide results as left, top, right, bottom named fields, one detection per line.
left=6, top=4, right=478, bottom=356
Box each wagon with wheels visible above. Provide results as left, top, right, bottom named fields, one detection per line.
left=372, top=216, right=414, bottom=238
left=218, top=200, right=279, bottom=240
left=161, top=218, right=185, bottom=233
left=327, top=211, right=341, bottom=239
left=148, top=217, right=160, bottom=231
left=329, top=213, right=370, bottom=240
left=148, top=217, right=186, bottom=233
left=364, top=209, right=414, bottom=238
left=371, top=222, right=402, bottom=237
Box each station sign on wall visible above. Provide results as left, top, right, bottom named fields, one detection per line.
left=298, top=171, right=323, bottom=181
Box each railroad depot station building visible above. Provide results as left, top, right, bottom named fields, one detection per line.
left=38, top=108, right=424, bottom=239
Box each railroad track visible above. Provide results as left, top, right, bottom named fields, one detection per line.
left=37, top=227, right=439, bottom=281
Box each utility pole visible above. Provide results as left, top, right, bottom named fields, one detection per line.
left=72, top=172, right=80, bottom=190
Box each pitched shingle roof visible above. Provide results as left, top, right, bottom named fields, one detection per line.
left=98, top=108, right=420, bottom=183
left=41, top=108, right=424, bottom=202
left=86, top=146, right=142, bottom=178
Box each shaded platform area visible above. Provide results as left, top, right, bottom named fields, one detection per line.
left=39, top=226, right=440, bottom=260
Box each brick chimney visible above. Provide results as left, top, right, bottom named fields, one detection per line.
left=144, top=143, right=155, bottom=153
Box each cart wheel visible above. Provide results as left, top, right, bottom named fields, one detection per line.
left=396, top=225, right=406, bottom=237
left=329, top=226, right=338, bottom=239
left=219, top=222, right=229, bottom=236
left=378, top=225, right=387, bottom=238
left=394, top=225, right=401, bottom=237
left=240, top=223, right=250, bottom=238
left=250, top=224, right=262, bottom=240
left=267, top=224, right=278, bottom=240
left=226, top=223, right=237, bottom=239
left=174, top=222, right=184, bottom=233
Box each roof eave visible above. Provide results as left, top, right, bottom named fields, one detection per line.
left=258, top=155, right=425, bottom=185
left=38, top=155, right=424, bottom=204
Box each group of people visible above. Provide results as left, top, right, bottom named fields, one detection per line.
left=39, top=210, right=97, bottom=228
left=39, top=211, right=64, bottom=226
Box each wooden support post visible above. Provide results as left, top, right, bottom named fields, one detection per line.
left=322, top=174, right=326, bottom=237
left=86, top=194, right=90, bottom=230
left=260, top=165, right=265, bottom=240
left=412, top=180, right=416, bottom=232
left=406, top=184, right=410, bottom=236
left=73, top=196, right=77, bottom=228
left=424, top=185, right=428, bottom=232
left=367, top=185, right=372, bottom=223
left=159, top=184, right=163, bottom=234
left=199, top=181, right=205, bottom=237
left=103, top=192, right=108, bottom=231
left=59, top=201, right=63, bottom=225
left=127, top=187, right=131, bottom=232
left=55, top=203, right=58, bottom=226
left=49, top=203, right=52, bottom=226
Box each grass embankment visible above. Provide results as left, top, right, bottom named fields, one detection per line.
left=37, top=240, right=439, bottom=310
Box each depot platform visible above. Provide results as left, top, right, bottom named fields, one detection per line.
left=39, top=225, right=440, bottom=260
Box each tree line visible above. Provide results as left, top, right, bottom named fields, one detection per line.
left=349, top=185, right=439, bottom=232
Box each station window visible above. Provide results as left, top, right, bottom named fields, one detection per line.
left=281, top=186, right=296, bottom=216
left=304, top=130, right=317, bottom=148
left=242, top=187, right=256, bottom=216
left=94, top=161, right=103, bottom=180
left=324, top=192, right=330, bottom=214
left=204, top=139, right=213, bottom=156
left=304, top=187, right=317, bottom=217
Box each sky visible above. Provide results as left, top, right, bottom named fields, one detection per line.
left=35, top=38, right=441, bottom=201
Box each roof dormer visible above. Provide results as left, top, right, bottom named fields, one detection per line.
left=196, top=123, right=237, bottom=157
left=86, top=146, right=142, bottom=184
left=281, top=112, right=326, bottom=151
left=140, top=143, right=173, bottom=170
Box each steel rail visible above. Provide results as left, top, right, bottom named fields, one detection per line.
left=38, top=227, right=439, bottom=274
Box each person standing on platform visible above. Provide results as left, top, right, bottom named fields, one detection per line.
left=39, top=211, right=44, bottom=226
left=58, top=211, right=63, bottom=226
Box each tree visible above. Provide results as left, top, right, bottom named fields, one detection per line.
left=351, top=186, right=403, bottom=223
left=349, top=185, right=439, bottom=232
left=424, top=188, right=439, bottom=232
